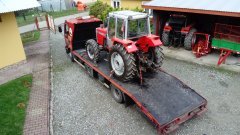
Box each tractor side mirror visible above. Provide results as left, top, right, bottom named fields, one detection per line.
left=58, top=26, right=62, bottom=33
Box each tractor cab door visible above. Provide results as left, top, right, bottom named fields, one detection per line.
left=107, top=17, right=126, bottom=48
left=107, top=17, right=116, bottom=48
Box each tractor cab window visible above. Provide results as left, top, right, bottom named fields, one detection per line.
left=116, top=18, right=124, bottom=39
left=168, top=16, right=187, bottom=28
left=108, top=17, right=116, bottom=39
left=127, top=18, right=149, bottom=39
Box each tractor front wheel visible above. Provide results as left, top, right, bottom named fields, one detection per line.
left=110, top=44, right=137, bottom=81
left=148, top=46, right=164, bottom=69
left=162, top=31, right=170, bottom=46
left=184, top=28, right=197, bottom=50
left=86, top=39, right=100, bottom=63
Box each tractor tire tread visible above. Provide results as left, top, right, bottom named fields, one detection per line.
left=86, top=39, right=100, bottom=63
left=111, top=44, right=137, bottom=82
left=162, top=31, right=170, bottom=46
left=184, top=28, right=197, bottom=50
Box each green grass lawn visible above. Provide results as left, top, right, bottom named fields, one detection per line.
left=0, top=74, right=32, bottom=135
left=48, top=8, right=81, bottom=18
left=16, top=13, right=46, bottom=27
left=16, top=8, right=88, bottom=27
left=21, top=30, right=40, bottom=44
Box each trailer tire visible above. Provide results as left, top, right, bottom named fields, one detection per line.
left=86, top=39, right=100, bottom=63
left=148, top=46, right=164, bottom=68
left=110, top=44, right=137, bottom=82
left=184, top=28, right=197, bottom=50
left=162, top=32, right=170, bottom=46
left=69, top=52, right=75, bottom=62
left=111, top=85, right=124, bottom=103
left=65, top=47, right=70, bottom=54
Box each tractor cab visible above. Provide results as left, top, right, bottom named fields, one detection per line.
left=166, top=14, right=187, bottom=32
left=107, top=10, right=150, bottom=41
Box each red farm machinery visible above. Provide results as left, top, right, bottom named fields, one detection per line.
left=160, top=13, right=240, bottom=66
left=63, top=11, right=164, bottom=82
left=58, top=11, right=207, bottom=134
left=162, top=14, right=196, bottom=50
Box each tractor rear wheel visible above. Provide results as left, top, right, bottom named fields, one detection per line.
left=148, top=46, right=164, bottom=68
left=162, top=32, right=170, bottom=46
left=86, top=39, right=100, bottom=63
left=184, top=28, right=197, bottom=50
left=110, top=44, right=137, bottom=81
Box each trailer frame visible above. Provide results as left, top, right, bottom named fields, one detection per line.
left=69, top=49, right=207, bottom=134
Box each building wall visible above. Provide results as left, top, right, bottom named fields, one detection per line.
left=101, top=0, right=144, bottom=9
left=0, top=12, right=26, bottom=69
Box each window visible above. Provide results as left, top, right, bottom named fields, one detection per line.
left=128, top=18, right=149, bottom=38
left=108, top=17, right=115, bottom=39
left=116, top=19, right=124, bottom=39
left=112, top=0, right=120, bottom=8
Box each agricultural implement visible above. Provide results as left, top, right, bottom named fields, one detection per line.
left=58, top=12, right=207, bottom=134
left=192, top=33, right=211, bottom=58
left=212, top=23, right=240, bottom=65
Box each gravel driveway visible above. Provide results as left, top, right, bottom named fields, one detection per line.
left=50, top=32, right=240, bottom=135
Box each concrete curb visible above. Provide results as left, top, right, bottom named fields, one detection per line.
left=162, top=46, right=240, bottom=73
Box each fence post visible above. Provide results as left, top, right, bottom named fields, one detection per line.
left=45, top=14, right=50, bottom=30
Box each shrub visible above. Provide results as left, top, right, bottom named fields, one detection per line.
left=89, top=1, right=144, bottom=21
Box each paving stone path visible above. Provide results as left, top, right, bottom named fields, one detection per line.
left=0, top=30, right=51, bottom=135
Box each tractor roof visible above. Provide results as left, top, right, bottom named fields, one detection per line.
left=109, top=10, right=148, bottom=20
left=66, top=16, right=102, bottom=24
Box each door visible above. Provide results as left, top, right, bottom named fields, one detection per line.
left=107, top=17, right=116, bottom=48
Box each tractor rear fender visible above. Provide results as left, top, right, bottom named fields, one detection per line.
left=136, top=35, right=162, bottom=52
left=181, top=25, right=194, bottom=34
left=96, top=27, right=107, bottom=46
left=163, top=25, right=172, bottom=32
left=112, top=37, right=138, bottom=53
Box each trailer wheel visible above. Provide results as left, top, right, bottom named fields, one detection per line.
left=110, top=44, right=137, bottom=81
left=86, top=39, right=100, bottom=63
left=69, top=52, right=75, bottom=62
left=111, top=85, right=124, bottom=103
left=162, top=32, right=170, bottom=46
left=184, top=28, right=197, bottom=50
left=65, top=47, right=70, bottom=54
left=148, top=46, right=164, bottom=68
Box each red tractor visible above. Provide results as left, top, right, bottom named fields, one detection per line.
left=162, top=14, right=196, bottom=50
left=60, top=11, right=164, bottom=82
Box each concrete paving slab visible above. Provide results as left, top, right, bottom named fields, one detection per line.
left=162, top=46, right=240, bottom=73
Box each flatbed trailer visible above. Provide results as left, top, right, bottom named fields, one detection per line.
left=70, top=49, right=207, bottom=134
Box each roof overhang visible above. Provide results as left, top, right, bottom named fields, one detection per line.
left=0, top=0, right=40, bottom=14
left=142, top=0, right=240, bottom=18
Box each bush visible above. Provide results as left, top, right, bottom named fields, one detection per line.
left=89, top=1, right=144, bottom=21
left=89, top=1, right=113, bottom=21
